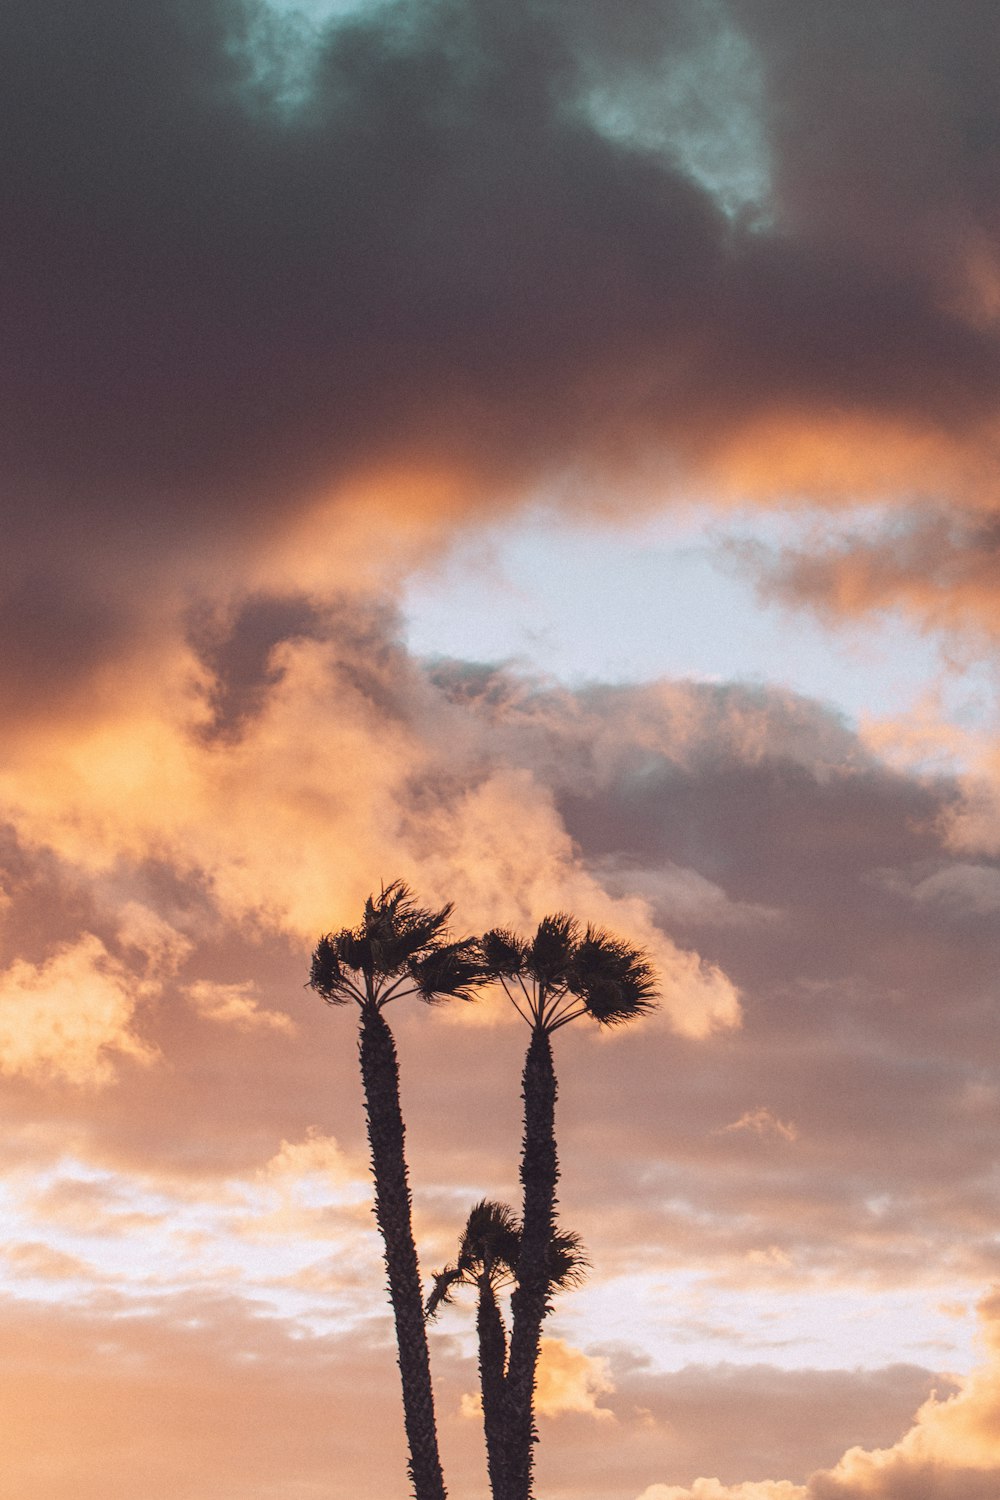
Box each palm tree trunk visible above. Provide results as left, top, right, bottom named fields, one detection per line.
left=358, top=1002, right=448, bottom=1500
left=504, top=1025, right=558, bottom=1500
left=477, top=1279, right=508, bottom=1499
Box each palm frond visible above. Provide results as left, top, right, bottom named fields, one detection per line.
left=481, top=928, right=530, bottom=977
left=461, top=1199, right=521, bottom=1278
left=410, top=940, right=484, bottom=1003
left=363, top=881, right=454, bottom=976
left=528, top=912, right=580, bottom=987
left=311, top=883, right=476, bottom=1008
left=428, top=1200, right=522, bottom=1316
left=425, top=1264, right=465, bottom=1320
left=568, top=926, right=658, bottom=1025
left=548, top=1228, right=589, bottom=1291
left=308, top=933, right=352, bottom=1004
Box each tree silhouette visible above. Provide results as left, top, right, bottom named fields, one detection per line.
left=309, top=882, right=482, bottom=1500
left=480, top=915, right=657, bottom=1500
left=426, top=1200, right=587, bottom=1499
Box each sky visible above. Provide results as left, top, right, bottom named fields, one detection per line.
left=3, top=1, right=1000, bottom=1497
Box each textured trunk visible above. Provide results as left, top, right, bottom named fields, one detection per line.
left=504, top=1026, right=557, bottom=1500
left=358, top=1002, right=447, bottom=1500
left=477, top=1279, right=508, bottom=1500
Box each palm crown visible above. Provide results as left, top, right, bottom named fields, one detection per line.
left=426, top=1200, right=588, bottom=1320
left=309, top=881, right=483, bottom=1008
left=481, top=912, right=658, bottom=1031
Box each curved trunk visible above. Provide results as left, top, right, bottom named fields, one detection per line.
left=504, top=1025, right=558, bottom=1500
left=477, top=1278, right=508, bottom=1500
left=358, top=1002, right=447, bottom=1500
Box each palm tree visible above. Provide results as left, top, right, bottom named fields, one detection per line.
left=481, top=915, right=657, bottom=1500
left=309, top=882, right=482, bottom=1500
left=426, top=1201, right=587, bottom=1500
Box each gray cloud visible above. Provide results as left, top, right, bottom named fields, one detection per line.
left=5, top=0, right=1000, bottom=711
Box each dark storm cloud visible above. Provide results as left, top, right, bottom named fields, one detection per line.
left=739, top=0, right=1000, bottom=276
left=4, top=0, right=1000, bottom=712
left=4, top=0, right=1000, bottom=538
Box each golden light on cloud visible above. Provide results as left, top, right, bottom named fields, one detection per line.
left=533, top=1337, right=616, bottom=1421
left=0, top=935, right=156, bottom=1088
left=719, top=1108, right=798, bottom=1143
left=0, top=629, right=737, bottom=1036
left=704, top=411, right=1000, bottom=513
left=461, top=1338, right=614, bottom=1424
left=187, top=980, right=296, bottom=1035
left=250, top=460, right=491, bottom=600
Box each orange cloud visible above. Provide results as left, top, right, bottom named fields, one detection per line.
left=187, top=980, right=296, bottom=1035
left=706, top=413, right=994, bottom=513
left=0, top=935, right=156, bottom=1087
left=534, top=1337, right=616, bottom=1420
left=459, top=1336, right=614, bottom=1424
left=718, top=1108, right=798, bottom=1144
left=0, top=627, right=738, bottom=1039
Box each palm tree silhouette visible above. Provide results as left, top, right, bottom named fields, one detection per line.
left=309, top=882, right=482, bottom=1500
left=426, top=1200, right=587, bottom=1500
left=480, top=915, right=657, bottom=1500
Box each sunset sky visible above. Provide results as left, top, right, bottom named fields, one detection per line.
left=4, top=2, right=1000, bottom=1497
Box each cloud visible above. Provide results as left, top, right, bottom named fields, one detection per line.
left=639, top=1484, right=803, bottom=1500
left=460, top=1336, right=614, bottom=1423
left=116, top=902, right=193, bottom=976
left=0, top=1283, right=951, bottom=1500
left=876, top=863, right=1000, bottom=919
left=0, top=609, right=740, bottom=1041
left=2, top=1241, right=96, bottom=1283
left=534, top=1337, right=616, bottom=1419
left=732, top=510, right=1000, bottom=647
left=0, top=934, right=156, bottom=1087
left=260, top=1130, right=356, bottom=1185
left=594, top=857, right=782, bottom=930
left=187, top=980, right=296, bottom=1034
left=637, top=1289, right=1000, bottom=1499
left=0, top=1294, right=443, bottom=1500
left=0, top=614, right=996, bottom=1292
left=4, top=0, right=1000, bottom=733
left=718, top=1108, right=798, bottom=1144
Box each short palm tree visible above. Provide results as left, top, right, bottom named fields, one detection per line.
left=481, top=915, right=657, bottom=1500
left=426, top=1200, right=587, bottom=1500
left=309, top=882, right=482, bottom=1500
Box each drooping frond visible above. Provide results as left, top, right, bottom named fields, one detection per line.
left=567, top=926, right=658, bottom=1025
left=308, top=932, right=352, bottom=1004
left=548, top=1228, right=589, bottom=1291
left=410, top=940, right=484, bottom=1004
left=425, top=1265, right=465, bottom=1320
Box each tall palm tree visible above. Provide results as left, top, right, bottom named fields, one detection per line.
left=309, top=882, right=482, bottom=1500
left=426, top=1201, right=587, bottom=1500
left=481, top=915, right=657, bottom=1500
